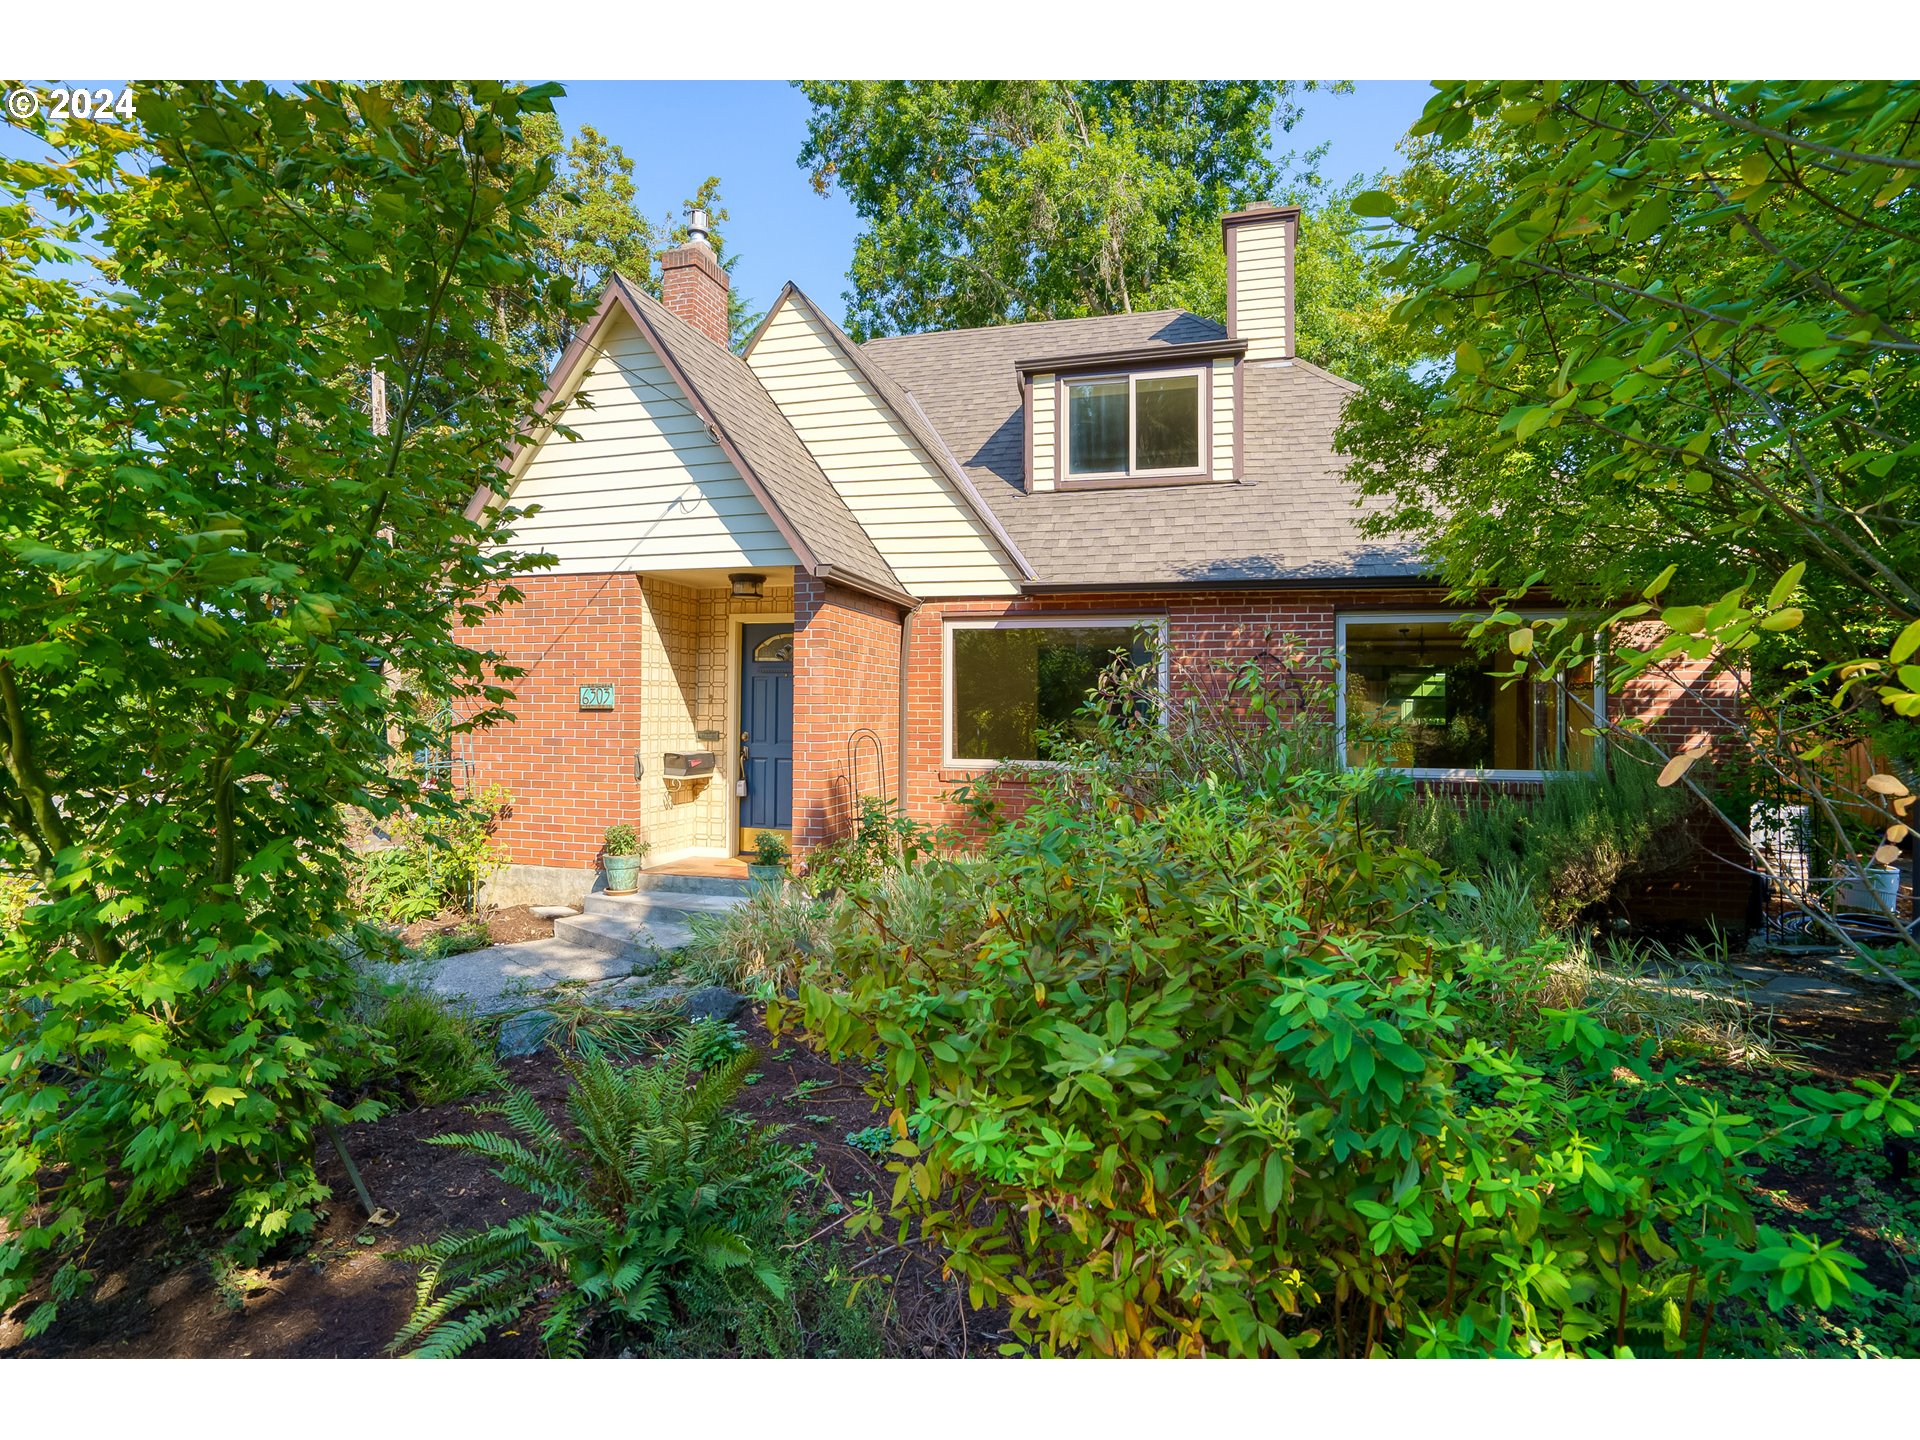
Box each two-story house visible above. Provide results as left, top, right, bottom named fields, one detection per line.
left=461, top=204, right=1739, bottom=915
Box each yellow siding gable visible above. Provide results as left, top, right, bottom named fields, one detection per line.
left=747, top=298, right=1022, bottom=598
left=494, top=311, right=798, bottom=575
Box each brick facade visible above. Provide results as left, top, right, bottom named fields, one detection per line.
left=463, top=574, right=1751, bottom=924
left=897, top=586, right=1431, bottom=829
left=460, top=573, right=645, bottom=874
left=462, top=570, right=795, bottom=872
left=894, top=587, right=1754, bottom=924
left=792, top=574, right=905, bottom=851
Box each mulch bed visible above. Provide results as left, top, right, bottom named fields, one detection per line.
left=0, top=1011, right=994, bottom=1359
left=399, top=904, right=555, bottom=949
left=480, top=905, right=555, bottom=945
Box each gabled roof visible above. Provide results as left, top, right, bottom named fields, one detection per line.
left=860, top=311, right=1424, bottom=588
left=470, top=275, right=906, bottom=604
left=741, top=285, right=1035, bottom=582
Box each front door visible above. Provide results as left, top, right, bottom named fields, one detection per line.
left=738, top=623, right=794, bottom=849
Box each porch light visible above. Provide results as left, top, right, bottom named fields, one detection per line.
left=728, top=572, right=765, bottom=599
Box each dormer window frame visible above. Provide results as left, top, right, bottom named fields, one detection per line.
left=1018, top=337, right=1246, bottom=494
left=1059, top=363, right=1212, bottom=487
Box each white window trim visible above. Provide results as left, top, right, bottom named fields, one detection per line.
left=1062, top=367, right=1207, bottom=481
left=943, top=613, right=1171, bottom=769
left=1334, top=611, right=1606, bottom=783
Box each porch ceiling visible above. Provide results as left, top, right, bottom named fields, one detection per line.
left=635, top=564, right=797, bottom=592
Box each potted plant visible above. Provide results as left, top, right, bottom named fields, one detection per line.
left=1837, top=858, right=1901, bottom=914
left=746, top=830, right=789, bottom=893
left=600, top=824, right=648, bottom=895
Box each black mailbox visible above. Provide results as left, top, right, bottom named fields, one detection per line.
left=661, top=750, right=716, bottom=779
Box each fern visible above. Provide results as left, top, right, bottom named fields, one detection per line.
left=391, top=1028, right=800, bottom=1357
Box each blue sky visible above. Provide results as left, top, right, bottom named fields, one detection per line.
left=2, top=80, right=1434, bottom=323
left=553, top=80, right=1435, bottom=325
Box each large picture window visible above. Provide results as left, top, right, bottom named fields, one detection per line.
left=945, top=617, right=1167, bottom=765
left=1065, top=369, right=1203, bottom=479
left=1337, top=615, right=1599, bottom=778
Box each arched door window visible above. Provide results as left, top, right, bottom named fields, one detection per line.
left=752, top=631, right=794, bottom=663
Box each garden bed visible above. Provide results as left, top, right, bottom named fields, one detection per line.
left=399, top=903, right=554, bottom=952
left=0, top=1011, right=991, bottom=1359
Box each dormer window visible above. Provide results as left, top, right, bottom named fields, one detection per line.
left=1065, top=368, right=1204, bottom=480
left=1020, top=338, right=1242, bottom=492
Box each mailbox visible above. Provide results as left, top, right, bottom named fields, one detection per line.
left=661, top=750, right=716, bottom=780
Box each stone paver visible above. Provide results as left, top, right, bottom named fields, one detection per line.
left=422, top=936, right=652, bottom=1014
left=1727, top=960, right=1861, bottom=1007
left=407, top=877, right=747, bottom=1016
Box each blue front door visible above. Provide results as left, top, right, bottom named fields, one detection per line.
left=739, top=623, right=794, bottom=835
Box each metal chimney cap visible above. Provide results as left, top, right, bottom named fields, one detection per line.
left=687, top=208, right=711, bottom=245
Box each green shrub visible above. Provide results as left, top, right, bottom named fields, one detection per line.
left=802, top=794, right=950, bottom=896
left=1432, top=866, right=1546, bottom=954
left=345, top=980, right=501, bottom=1109
left=750, top=829, right=790, bottom=867
left=1398, top=757, right=1692, bottom=928
left=777, top=718, right=1911, bottom=1357
left=602, top=823, right=645, bottom=858
left=354, top=784, right=512, bottom=925
left=680, top=881, right=832, bottom=993
left=392, top=1036, right=810, bottom=1357
left=411, top=920, right=492, bottom=961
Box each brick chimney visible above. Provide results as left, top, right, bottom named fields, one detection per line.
left=659, top=209, right=731, bottom=348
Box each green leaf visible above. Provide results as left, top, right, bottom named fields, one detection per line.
left=1892, top=619, right=1920, bottom=665
left=1766, top=562, right=1806, bottom=610
left=1643, top=564, right=1678, bottom=600
left=1514, top=407, right=1552, bottom=443
left=123, top=371, right=189, bottom=404
left=1350, top=190, right=1398, bottom=218
left=1776, top=321, right=1830, bottom=350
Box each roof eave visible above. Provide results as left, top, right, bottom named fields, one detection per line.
left=1015, top=337, right=1247, bottom=375
left=1018, top=572, right=1436, bottom=595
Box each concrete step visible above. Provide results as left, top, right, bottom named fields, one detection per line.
left=581, top=889, right=745, bottom=922
left=553, top=909, right=700, bottom=962
left=618, top=871, right=751, bottom=900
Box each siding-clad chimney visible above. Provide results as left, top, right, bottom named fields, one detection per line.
left=659, top=209, right=731, bottom=348
left=1223, top=203, right=1299, bottom=362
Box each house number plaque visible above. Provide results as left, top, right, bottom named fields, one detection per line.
left=578, top=684, right=615, bottom=711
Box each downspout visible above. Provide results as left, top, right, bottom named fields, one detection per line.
left=897, top=607, right=913, bottom=814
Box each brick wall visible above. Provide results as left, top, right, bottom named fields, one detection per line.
left=462, top=571, right=793, bottom=870
left=463, top=574, right=1754, bottom=923
left=792, top=574, right=904, bottom=850
left=461, top=572, right=648, bottom=873
left=898, top=586, right=1432, bottom=830
left=1613, top=622, right=1754, bottom=923
left=895, top=587, right=1754, bottom=924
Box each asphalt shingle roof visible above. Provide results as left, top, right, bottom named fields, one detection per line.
left=859, top=310, right=1423, bottom=587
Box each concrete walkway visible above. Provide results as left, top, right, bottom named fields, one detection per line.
left=421, top=935, right=649, bottom=1013
left=419, top=875, right=749, bottom=1014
